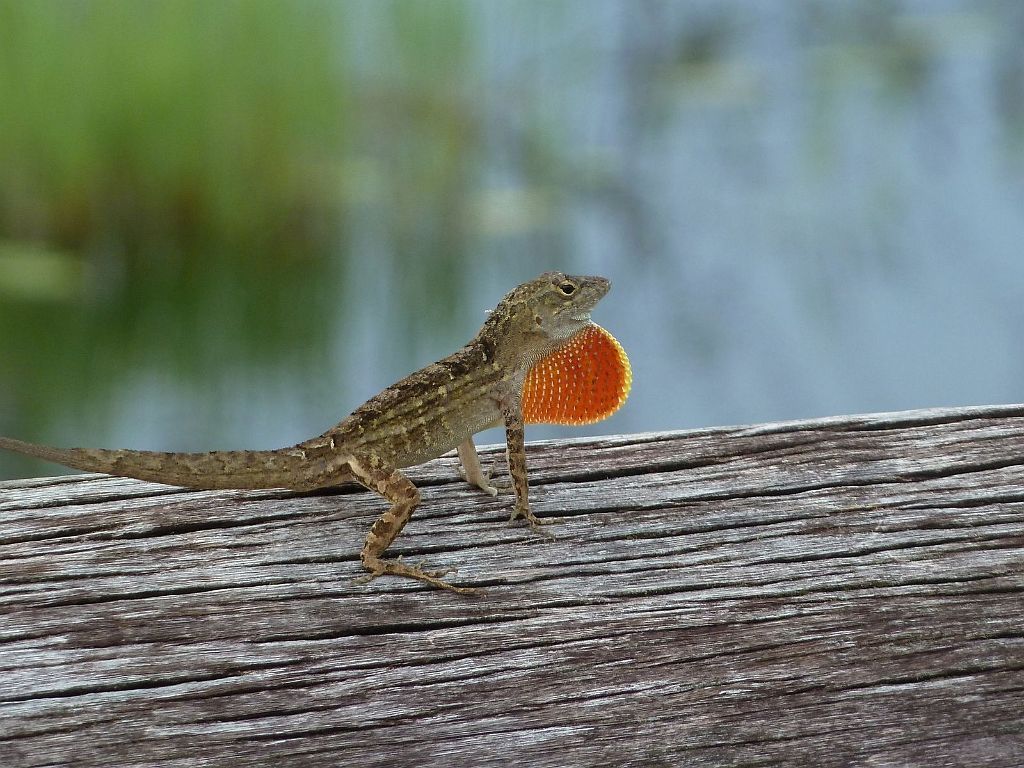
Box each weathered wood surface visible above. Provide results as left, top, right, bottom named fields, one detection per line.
left=1, top=404, right=1023, bottom=767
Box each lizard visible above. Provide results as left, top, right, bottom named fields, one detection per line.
left=0, top=271, right=631, bottom=593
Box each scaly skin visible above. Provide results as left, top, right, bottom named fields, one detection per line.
left=0, top=272, right=631, bottom=592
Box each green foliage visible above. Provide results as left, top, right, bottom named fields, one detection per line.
left=0, top=0, right=347, bottom=259
left=0, top=1, right=482, bottom=473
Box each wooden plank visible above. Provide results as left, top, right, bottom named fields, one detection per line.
left=1, top=404, right=1023, bottom=767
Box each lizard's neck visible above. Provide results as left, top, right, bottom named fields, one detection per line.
left=475, top=311, right=585, bottom=374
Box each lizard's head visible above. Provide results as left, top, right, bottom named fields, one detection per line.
left=521, top=271, right=610, bottom=339
left=480, top=271, right=611, bottom=363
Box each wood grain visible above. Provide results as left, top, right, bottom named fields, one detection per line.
left=1, top=405, right=1023, bottom=766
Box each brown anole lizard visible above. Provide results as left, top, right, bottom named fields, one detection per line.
left=0, top=271, right=631, bottom=592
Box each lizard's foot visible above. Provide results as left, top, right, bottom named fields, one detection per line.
left=509, top=505, right=556, bottom=539
left=482, top=455, right=513, bottom=493
left=358, top=554, right=480, bottom=594
left=461, top=454, right=511, bottom=497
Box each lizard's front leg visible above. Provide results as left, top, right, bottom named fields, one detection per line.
left=502, top=402, right=546, bottom=529
left=348, top=453, right=476, bottom=594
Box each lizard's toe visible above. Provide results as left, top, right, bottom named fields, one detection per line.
left=509, top=508, right=556, bottom=540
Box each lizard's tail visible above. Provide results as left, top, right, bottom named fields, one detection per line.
left=0, top=436, right=306, bottom=490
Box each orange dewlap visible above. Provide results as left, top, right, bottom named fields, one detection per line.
left=522, top=323, right=632, bottom=426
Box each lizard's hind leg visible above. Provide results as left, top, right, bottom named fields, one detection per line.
left=348, top=454, right=477, bottom=594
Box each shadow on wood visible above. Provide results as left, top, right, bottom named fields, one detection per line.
left=1, top=405, right=1023, bottom=766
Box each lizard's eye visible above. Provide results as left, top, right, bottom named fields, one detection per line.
left=558, top=281, right=577, bottom=296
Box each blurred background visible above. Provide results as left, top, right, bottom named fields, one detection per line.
left=2, top=0, right=1024, bottom=479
